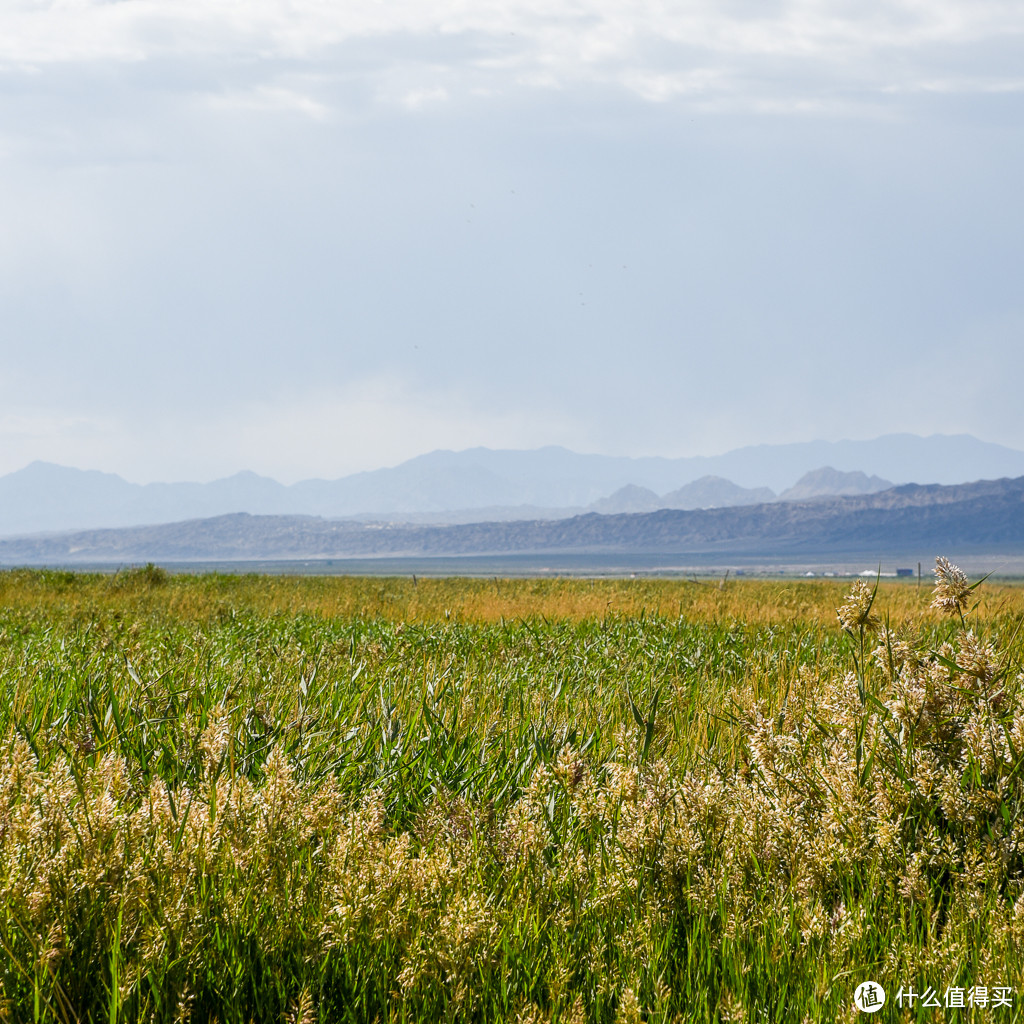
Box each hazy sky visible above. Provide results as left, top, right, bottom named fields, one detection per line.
left=2, top=0, right=1023, bottom=483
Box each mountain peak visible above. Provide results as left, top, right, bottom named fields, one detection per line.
left=779, top=467, right=893, bottom=502
left=3, top=434, right=1024, bottom=537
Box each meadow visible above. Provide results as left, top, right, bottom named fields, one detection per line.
left=1, top=564, right=1023, bottom=1023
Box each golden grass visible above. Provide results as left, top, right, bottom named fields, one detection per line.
left=3, top=567, right=1022, bottom=627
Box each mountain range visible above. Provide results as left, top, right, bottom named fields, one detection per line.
left=2, top=433, right=1022, bottom=537
left=591, top=467, right=892, bottom=514
left=2, top=474, right=1022, bottom=565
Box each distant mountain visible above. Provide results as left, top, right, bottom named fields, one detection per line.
left=3, top=434, right=1024, bottom=537
left=589, top=485, right=663, bottom=514
left=587, top=471, right=872, bottom=515
left=676, top=434, right=1024, bottom=492
left=661, top=476, right=776, bottom=510
left=3, top=475, right=1022, bottom=564
left=778, top=467, right=892, bottom=502
left=0, top=462, right=295, bottom=536
left=300, top=435, right=1024, bottom=507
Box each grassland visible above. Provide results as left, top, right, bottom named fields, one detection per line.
left=2, top=566, right=1024, bottom=1022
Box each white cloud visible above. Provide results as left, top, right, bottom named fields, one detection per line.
left=205, top=84, right=332, bottom=120
left=2, top=0, right=1023, bottom=112
left=883, top=76, right=1024, bottom=95
left=620, top=68, right=727, bottom=103
left=398, top=86, right=450, bottom=111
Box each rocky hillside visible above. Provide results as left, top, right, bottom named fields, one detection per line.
left=2, top=476, right=1022, bottom=564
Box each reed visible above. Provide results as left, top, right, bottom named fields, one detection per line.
left=1, top=564, right=1022, bottom=1021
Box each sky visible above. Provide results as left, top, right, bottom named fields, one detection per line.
left=1, top=0, right=1023, bottom=484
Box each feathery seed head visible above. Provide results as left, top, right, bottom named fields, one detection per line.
left=932, top=556, right=972, bottom=616
left=837, top=580, right=877, bottom=632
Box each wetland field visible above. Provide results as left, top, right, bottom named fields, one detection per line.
left=2, top=564, right=1024, bottom=1022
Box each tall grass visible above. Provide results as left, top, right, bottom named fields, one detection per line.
left=1, top=567, right=1023, bottom=1021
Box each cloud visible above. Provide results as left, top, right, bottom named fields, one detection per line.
left=1, top=0, right=1022, bottom=482
left=2, top=1, right=1023, bottom=114
left=882, top=75, right=1024, bottom=96
left=205, top=84, right=332, bottom=120
left=398, top=86, right=450, bottom=111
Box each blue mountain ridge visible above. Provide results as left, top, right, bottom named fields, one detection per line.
left=2, top=433, right=1023, bottom=537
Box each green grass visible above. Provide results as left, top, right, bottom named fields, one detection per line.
left=1, top=569, right=1023, bottom=1022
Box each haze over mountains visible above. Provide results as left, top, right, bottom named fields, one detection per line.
left=592, top=468, right=893, bottom=514
left=2, top=434, right=1023, bottom=539
left=3, top=475, right=1022, bottom=566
